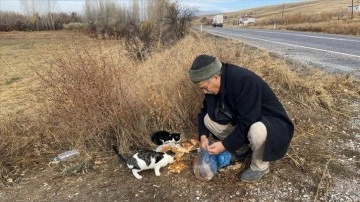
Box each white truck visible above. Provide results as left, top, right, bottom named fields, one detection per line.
left=212, top=15, right=223, bottom=27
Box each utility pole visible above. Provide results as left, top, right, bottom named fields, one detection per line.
left=352, top=0, right=354, bottom=20
left=282, top=3, right=284, bottom=19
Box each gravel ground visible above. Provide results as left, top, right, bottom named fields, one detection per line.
left=326, top=101, right=360, bottom=202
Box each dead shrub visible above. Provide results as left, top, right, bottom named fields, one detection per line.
left=124, top=36, right=152, bottom=61
left=0, top=116, right=49, bottom=184
left=34, top=34, right=205, bottom=154
left=82, top=0, right=196, bottom=60
left=63, top=22, right=89, bottom=32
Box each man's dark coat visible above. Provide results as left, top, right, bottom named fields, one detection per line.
left=198, top=63, right=294, bottom=161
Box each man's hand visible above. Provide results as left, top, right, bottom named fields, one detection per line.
left=200, top=135, right=209, bottom=151
left=207, top=141, right=225, bottom=155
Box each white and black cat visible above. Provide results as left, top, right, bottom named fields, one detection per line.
left=150, top=131, right=181, bottom=145
left=112, top=145, right=175, bottom=179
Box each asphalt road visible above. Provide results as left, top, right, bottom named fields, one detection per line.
left=195, top=26, right=360, bottom=79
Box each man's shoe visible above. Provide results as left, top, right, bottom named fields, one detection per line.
left=230, top=149, right=252, bottom=164
left=240, top=167, right=269, bottom=182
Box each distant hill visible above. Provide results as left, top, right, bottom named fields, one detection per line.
left=196, top=10, right=222, bottom=16
left=193, top=0, right=357, bottom=25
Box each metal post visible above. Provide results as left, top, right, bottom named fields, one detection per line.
left=351, top=0, right=354, bottom=20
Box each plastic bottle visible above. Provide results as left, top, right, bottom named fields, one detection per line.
left=53, top=149, right=80, bottom=161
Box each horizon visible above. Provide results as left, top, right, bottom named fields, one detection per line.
left=0, top=0, right=305, bottom=15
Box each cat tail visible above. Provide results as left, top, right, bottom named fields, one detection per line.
left=112, top=145, right=127, bottom=163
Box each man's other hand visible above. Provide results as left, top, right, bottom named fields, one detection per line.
left=207, top=141, right=225, bottom=155
left=200, top=135, right=209, bottom=151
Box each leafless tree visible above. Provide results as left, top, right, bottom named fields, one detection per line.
left=132, top=0, right=140, bottom=22
left=19, top=0, right=58, bottom=30
left=43, top=0, right=58, bottom=30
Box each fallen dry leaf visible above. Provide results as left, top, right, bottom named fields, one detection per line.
left=175, top=146, right=190, bottom=153
left=190, top=138, right=200, bottom=147
left=168, top=161, right=188, bottom=173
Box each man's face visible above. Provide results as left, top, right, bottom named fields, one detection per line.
left=197, top=75, right=221, bottom=95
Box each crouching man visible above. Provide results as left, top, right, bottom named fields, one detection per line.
left=188, top=54, right=294, bottom=182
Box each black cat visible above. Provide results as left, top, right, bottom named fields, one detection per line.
left=150, top=131, right=181, bottom=145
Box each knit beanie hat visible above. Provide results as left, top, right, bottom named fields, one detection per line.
left=189, top=55, right=222, bottom=83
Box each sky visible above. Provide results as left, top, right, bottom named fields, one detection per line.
left=0, top=0, right=305, bottom=15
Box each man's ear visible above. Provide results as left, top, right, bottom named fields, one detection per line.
left=213, top=75, right=220, bottom=81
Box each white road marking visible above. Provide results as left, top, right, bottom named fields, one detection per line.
left=204, top=29, right=360, bottom=59
left=225, top=28, right=360, bottom=43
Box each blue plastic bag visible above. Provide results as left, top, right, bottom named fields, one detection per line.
left=216, top=150, right=232, bottom=168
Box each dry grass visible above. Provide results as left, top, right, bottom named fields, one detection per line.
left=228, top=0, right=355, bottom=18
left=0, top=30, right=359, bottom=190
left=279, top=20, right=360, bottom=35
